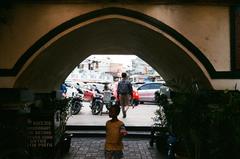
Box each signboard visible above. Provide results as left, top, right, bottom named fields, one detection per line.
left=27, top=119, right=53, bottom=149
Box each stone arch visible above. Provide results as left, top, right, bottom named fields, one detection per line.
left=13, top=7, right=213, bottom=91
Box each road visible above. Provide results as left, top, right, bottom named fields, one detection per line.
left=66, top=102, right=159, bottom=127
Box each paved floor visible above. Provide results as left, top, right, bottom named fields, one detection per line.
left=62, top=137, right=165, bottom=159
left=67, top=102, right=158, bottom=127
left=63, top=102, right=163, bottom=159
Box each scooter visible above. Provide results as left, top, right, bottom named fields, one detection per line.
left=69, top=93, right=83, bottom=115
left=90, top=91, right=114, bottom=115
left=90, top=93, right=103, bottom=115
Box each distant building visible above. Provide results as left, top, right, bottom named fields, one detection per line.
left=65, top=55, right=161, bottom=84
left=66, top=56, right=122, bottom=83
left=131, top=57, right=159, bottom=76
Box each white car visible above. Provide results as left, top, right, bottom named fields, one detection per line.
left=137, top=82, right=165, bottom=103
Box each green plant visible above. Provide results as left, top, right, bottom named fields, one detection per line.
left=154, top=83, right=240, bottom=159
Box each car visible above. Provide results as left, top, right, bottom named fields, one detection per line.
left=132, top=82, right=145, bottom=89
left=137, top=82, right=165, bottom=103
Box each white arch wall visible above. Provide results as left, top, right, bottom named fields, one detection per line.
left=0, top=3, right=238, bottom=90
left=0, top=4, right=229, bottom=70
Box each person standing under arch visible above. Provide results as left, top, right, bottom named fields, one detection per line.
left=117, top=72, right=133, bottom=118
left=105, top=105, right=127, bottom=159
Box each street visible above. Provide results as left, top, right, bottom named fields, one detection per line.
left=67, top=102, right=159, bottom=127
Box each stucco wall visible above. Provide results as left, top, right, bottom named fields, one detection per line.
left=0, top=4, right=230, bottom=70
left=0, top=3, right=238, bottom=90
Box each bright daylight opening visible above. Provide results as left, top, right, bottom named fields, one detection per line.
left=62, top=54, right=167, bottom=127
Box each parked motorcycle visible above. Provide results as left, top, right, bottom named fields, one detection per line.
left=90, top=91, right=114, bottom=115
left=68, top=93, right=83, bottom=115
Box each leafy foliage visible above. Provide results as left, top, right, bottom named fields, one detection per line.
left=155, top=89, right=240, bottom=159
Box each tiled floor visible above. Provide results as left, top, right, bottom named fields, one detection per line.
left=62, top=137, right=165, bottom=159
left=63, top=102, right=164, bottom=159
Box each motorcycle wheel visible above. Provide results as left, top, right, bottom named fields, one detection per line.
left=91, top=102, right=102, bottom=115
left=71, top=101, right=82, bottom=115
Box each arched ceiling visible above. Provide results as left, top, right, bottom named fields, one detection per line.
left=14, top=18, right=212, bottom=91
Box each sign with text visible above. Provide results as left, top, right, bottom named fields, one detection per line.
left=27, top=119, right=53, bottom=149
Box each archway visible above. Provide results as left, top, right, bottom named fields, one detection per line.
left=14, top=8, right=212, bottom=91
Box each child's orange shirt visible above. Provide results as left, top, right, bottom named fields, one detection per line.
left=105, top=120, right=125, bottom=151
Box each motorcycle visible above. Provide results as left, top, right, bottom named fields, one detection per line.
left=68, top=93, right=83, bottom=115
left=90, top=91, right=114, bottom=115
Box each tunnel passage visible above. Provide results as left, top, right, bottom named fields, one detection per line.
left=14, top=18, right=212, bottom=91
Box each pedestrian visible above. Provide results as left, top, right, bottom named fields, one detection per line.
left=105, top=105, right=128, bottom=159
left=103, top=83, right=111, bottom=91
left=75, top=82, right=83, bottom=94
left=60, top=82, right=67, bottom=97
left=117, top=72, right=133, bottom=118
left=103, top=83, right=112, bottom=103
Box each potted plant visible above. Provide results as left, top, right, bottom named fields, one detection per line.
left=154, top=78, right=240, bottom=159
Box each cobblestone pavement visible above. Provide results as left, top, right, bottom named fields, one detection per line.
left=62, top=137, right=165, bottom=159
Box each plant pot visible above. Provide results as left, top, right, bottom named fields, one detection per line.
left=155, top=134, right=168, bottom=154
left=61, top=133, right=72, bottom=154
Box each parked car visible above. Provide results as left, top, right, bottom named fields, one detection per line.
left=137, top=82, right=165, bottom=103
left=132, top=82, right=145, bottom=89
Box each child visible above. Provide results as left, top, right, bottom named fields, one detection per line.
left=105, top=105, right=128, bottom=159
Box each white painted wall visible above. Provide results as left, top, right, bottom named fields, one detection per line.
left=0, top=4, right=230, bottom=70
left=0, top=3, right=238, bottom=90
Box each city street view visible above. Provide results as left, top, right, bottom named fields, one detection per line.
left=64, top=55, right=162, bottom=126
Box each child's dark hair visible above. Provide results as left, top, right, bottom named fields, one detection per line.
left=110, top=105, right=120, bottom=116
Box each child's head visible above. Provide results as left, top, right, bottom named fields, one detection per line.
left=109, top=105, right=120, bottom=118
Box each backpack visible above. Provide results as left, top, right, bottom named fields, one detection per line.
left=118, top=80, right=132, bottom=94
